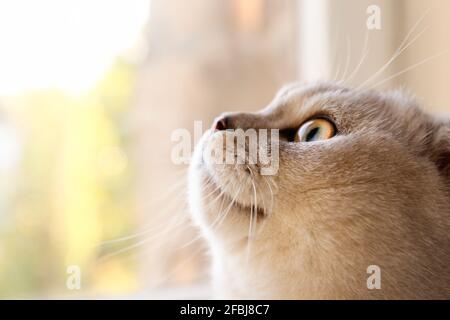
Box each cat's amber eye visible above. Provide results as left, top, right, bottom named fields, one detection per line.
left=295, top=118, right=336, bottom=142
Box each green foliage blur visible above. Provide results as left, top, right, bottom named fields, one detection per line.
left=0, top=58, right=139, bottom=298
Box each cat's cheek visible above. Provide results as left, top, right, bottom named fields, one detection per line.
left=188, top=133, right=217, bottom=225
left=187, top=142, right=248, bottom=239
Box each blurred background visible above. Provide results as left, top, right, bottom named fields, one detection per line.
left=0, top=0, right=449, bottom=299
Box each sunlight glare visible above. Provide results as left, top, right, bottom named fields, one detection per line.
left=0, top=0, right=150, bottom=95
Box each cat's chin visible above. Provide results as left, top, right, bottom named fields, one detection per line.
left=207, top=175, right=267, bottom=219
left=188, top=129, right=274, bottom=241
left=188, top=167, right=267, bottom=243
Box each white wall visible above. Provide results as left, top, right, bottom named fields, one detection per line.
left=297, top=0, right=450, bottom=113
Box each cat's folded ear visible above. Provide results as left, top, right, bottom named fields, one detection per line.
left=430, top=119, right=450, bottom=180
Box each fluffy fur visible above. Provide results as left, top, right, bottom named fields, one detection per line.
left=188, top=82, right=450, bottom=299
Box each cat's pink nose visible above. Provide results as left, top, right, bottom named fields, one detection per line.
left=212, top=116, right=228, bottom=131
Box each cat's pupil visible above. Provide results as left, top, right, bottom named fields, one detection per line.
left=306, top=127, right=320, bottom=141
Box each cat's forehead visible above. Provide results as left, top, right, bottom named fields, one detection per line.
left=269, top=82, right=416, bottom=132
left=275, top=82, right=377, bottom=115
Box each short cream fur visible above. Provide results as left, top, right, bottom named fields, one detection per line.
left=188, top=82, right=450, bottom=299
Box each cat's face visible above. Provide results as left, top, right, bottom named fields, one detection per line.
left=188, top=82, right=450, bottom=299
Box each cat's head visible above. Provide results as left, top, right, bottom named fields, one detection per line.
left=188, top=81, right=450, bottom=298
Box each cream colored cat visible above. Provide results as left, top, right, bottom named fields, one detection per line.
left=188, top=82, right=450, bottom=299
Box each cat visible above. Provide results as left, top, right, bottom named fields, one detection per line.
left=188, top=81, right=450, bottom=299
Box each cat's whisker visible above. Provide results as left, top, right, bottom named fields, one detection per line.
left=201, top=175, right=231, bottom=206
left=200, top=174, right=238, bottom=228
left=202, top=176, right=226, bottom=202
left=257, top=180, right=268, bottom=221
left=372, top=48, right=450, bottom=88
left=136, top=180, right=186, bottom=212
left=98, top=178, right=191, bottom=250
left=249, top=166, right=271, bottom=235
left=134, top=175, right=187, bottom=214
left=215, top=183, right=243, bottom=229
left=95, top=216, right=181, bottom=247
left=244, top=165, right=260, bottom=264
left=203, top=184, right=230, bottom=209
left=331, top=37, right=344, bottom=83
left=262, top=176, right=275, bottom=215
left=265, top=175, right=278, bottom=199
left=179, top=182, right=234, bottom=249
left=397, top=8, right=431, bottom=50
left=95, top=206, right=190, bottom=264
left=330, top=19, right=341, bottom=83
left=345, top=30, right=370, bottom=85
left=201, top=176, right=229, bottom=210
left=358, top=9, right=431, bottom=89
left=375, top=26, right=429, bottom=87
left=249, top=169, right=259, bottom=226
left=339, top=36, right=352, bottom=83
left=251, top=176, right=272, bottom=236
left=245, top=193, right=255, bottom=265
left=332, top=58, right=343, bottom=83
left=359, top=27, right=429, bottom=89
left=96, top=187, right=189, bottom=247
left=190, top=183, right=240, bottom=249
